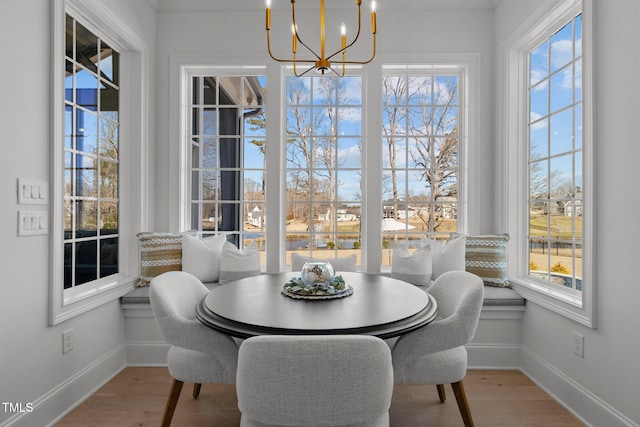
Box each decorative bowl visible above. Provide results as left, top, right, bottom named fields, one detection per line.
left=300, top=261, right=335, bottom=285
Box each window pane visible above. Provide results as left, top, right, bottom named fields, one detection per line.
left=100, top=238, right=118, bottom=277
left=189, top=73, right=267, bottom=256
left=76, top=154, right=97, bottom=197
left=100, top=117, right=118, bottom=156
left=530, top=82, right=548, bottom=119
left=550, top=108, right=573, bottom=155
left=99, top=159, right=118, bottom=199
left=76, top=200, right=97, bottom=237
left=244, top=138, right=265, bottom=169
left=76, top=67, right=98, bottom=110
left=202, top=138, right=218, bottom=169
left=100, top=202, right=118, bottom=234
left=408, top=76, right=432, bottom=105
left=550, top=68, right=572, bottom=113
left=203, top=76, right=217, bottom=105
left=100, top=82, right=119, bottom=116
left=244, top=170, right=265, bottom=202
left=550, top=21, right=573, bottom=73
left=337, top=138, right=361, bottom=168
left=75, top=22, right=99, bottom=73
left=530, top=118, right=549, bottom=159
left=75, top=240, right=97, bottom=285
left=76, top=110, right=98, bottom=154
left=530, top=41, right=548, bottom=86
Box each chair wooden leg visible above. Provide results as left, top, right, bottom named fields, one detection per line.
left=451, top=381, right=474, bottom=427
left=436, top=384, right=446, bottom=402
left=192, top=383, right=202, bottom=399
left=161, top=378, right=184, bottom=427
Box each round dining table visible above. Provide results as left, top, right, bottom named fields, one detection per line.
left=195, top=272, right=438, bottom=339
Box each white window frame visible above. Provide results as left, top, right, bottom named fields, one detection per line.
left=372, top=59, right=477, bottom=272
left=380, top=66, right=466, bottom=242
left=500, top=0, right=595, bottom=327
left=282, top=69, right=366, bottom=267
left=171, top=57, right=477, bottom=274
left=50, top=0, right=149, bottom=325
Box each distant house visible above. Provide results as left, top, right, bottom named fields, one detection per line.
left=247, top=206, right=264, bottom=227
left=436, top=196, right=458, bottom=219
left=564, top=200, right=583, bottom=217
left=318, top=208, right=358, bottom=222
left=336, top=208, right=358, bottom=222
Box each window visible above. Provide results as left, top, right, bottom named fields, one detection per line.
left=381, top=71, right=461, bottom=264
left=528, top=14, right=583, bottom=291
left=285, top=75, right=363, bottom=266
left=51, top=0, right=146, bottom=324
left=174, top=59, right=475, bottom=273
left=503, top=0, right=594, bottom=326
left=63, top=14, right=121, bottom=289
left=189, top=74, right=267, bottom=255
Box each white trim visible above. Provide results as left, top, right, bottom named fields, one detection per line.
left=0, top=344, right=126, bottom=427
left=520, top=346, right=638, bottom=427
left=500, top=0, right=595, bottom=327
left=50, top=0, right=149, bottom=325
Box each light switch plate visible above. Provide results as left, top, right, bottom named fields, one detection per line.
left=18, top=210, right=48, bottom=236
left=17, top=178, right=48, bottom=205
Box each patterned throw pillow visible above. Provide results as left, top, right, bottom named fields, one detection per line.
left=391, top=245, right=432, bottom=287
left=290, top=253, right=358, bottom=273
left=137, top=232, right=183, bottom=286
left=219, top=241, right=261, bottom=285
left=463, top=234, right=509, bottom=287
left=421, top=235, right=466, bottom=280
left=182, top=234, right=227, bottom=283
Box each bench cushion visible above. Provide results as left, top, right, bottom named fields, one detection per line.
left=121, top=282, right=524, bottom=307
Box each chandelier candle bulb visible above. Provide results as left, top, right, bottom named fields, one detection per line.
left=291, top=24, right=297, bottom=53
left=371, top=1, right=377, bottom=34
left=265, top=0, right=271, bottom=30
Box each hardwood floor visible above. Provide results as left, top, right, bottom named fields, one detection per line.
left=56, top=367, right=584, bottom=426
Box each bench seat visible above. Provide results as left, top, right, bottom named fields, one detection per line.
left=121, top=281, right=525, bottom=307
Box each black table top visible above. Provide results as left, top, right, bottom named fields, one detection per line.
left=196, top=272, right=438, bottom=339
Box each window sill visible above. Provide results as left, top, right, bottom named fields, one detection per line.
left=509, top=277, right=594, bottom=328
left=50, top=275, right=137, bottom=325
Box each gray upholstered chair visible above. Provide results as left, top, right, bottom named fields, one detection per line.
left=149, top=271, right=239, bottom=427
left=236, top=335, right=394, bottom=427
left=391, top=270, right=484, bottom=427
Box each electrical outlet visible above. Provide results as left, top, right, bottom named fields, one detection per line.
left=62, top=329, right=74, bottom=354
left=572, top=331, right=584, bottom=358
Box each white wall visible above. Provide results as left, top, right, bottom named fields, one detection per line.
left=0, top=1, right=156, bottom=425
left=153, top=4, right=496, bottom=233
left=495, top=0, right=640, bottom=425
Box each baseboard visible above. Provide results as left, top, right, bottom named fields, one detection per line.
left=0, top=344, right=126, bottom=427
left=125, top=340, right=169, bottom=366
left=466, top=343, right=521, bottom=369
left=520, top=345, right=639, bottom=427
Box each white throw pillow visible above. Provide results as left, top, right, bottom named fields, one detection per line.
left=391, top=245, right=432, bottom=287
left=181, top=234, right=226, bottom=283
left=421, top=235, right=466, bottom=279
left=290, top=253, right=357, bottom=272
left=219, top=241, right=261, bottom=284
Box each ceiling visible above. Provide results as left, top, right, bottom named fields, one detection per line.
left=153, top=0, right=503, bottom=12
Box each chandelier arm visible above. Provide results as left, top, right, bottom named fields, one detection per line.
left=332, top=34, right=376, bottom=65
left=267, top=30, right=318, bottom=63
left=291, top=1, right=321, bottom=61
left=294, top=65, right=317, bottom=77
left=326, top=2, right=363, bottom=61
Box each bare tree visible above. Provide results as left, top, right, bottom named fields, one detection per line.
left=286, top=76, right=353, bottom=234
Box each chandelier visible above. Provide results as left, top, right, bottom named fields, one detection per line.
left=265, top=0, right=377, bottom=77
